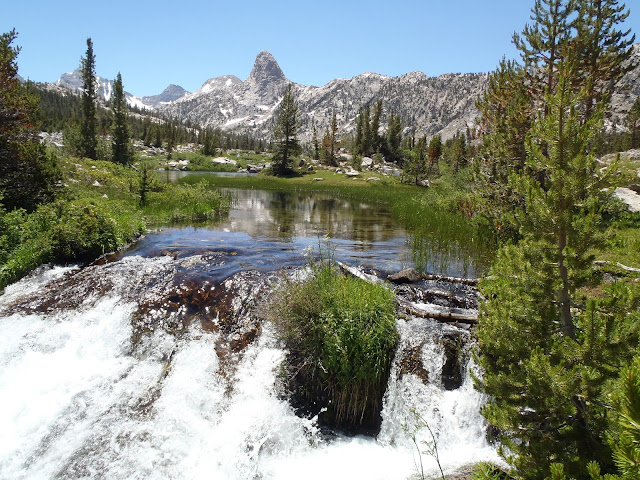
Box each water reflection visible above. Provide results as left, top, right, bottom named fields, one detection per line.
left=223, top=189, right=402, bottom=245
left=130, top=185, right=486, bottom=278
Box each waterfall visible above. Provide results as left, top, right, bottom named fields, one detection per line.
left=0, top=258, right=500, bottom=480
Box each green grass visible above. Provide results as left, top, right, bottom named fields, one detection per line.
left=270, top=254, right=398, bottom=431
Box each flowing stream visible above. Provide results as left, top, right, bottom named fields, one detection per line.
left=0, top=188, right=500, bottom=479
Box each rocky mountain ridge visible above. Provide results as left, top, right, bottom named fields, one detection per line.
left=53, top=46, right=640, bottom=142
left=162, top=51, right=490, bottom=141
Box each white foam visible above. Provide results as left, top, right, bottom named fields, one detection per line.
left=0, top=262, right=499, bottom=479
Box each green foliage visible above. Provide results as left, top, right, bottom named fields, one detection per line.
left=474, top=59, right=531, bottom=238
left=610, top=356, right=640, bottom=480
left=473, top=462, right=512, bottom=480
left=271, top=252, right=398, bottom=430
left=512, top=0, right=575, bottom=103
left=111, top=72, right=132, bottom=165
left=441, top=133, right=468, bottom=173
left=80, top=38, right=97, bottom=160
left=475, top=57, right=640, bottom=479
left=627, top=97, right=640, bottom=149
left=0, top=30, right=62, bottom=212
left=272, top=84, right=299, bottom=175
left=401, top=147, right=428, bottom=185
left=321, top=111, right=339, bottom=166
left=354, top=100, right=385, bottom=157
left=145, top=182, right=230, bottom=224
left=476, top=242, right=639, bottom=479
left=574, top=0, right=636, bottom=118
left=386, top=111, right=403, bottom=162
left=0, top=155, right=230, bottom=290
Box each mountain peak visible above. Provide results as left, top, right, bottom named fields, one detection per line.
left=247, top=50, right=286, bottom=85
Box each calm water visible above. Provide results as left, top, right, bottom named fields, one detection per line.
left=133, top=186, right=484, bottom=279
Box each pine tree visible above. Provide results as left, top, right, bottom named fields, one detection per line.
left=363, top=104, right=372, bottom=156
left=627, top=97, right=640, bottom=149
left=80, top=38, right=97, bottom=160
left=611, top=356, right=640, bottom=480
left=272, top=84, right=299, bottom=175
left=371, top=99, right=383, bottom=152
left=575, top=0, right=636, bottom=120
left=111, top=72, right=131, bottom=165
left=0, top=30, right=60, bottom=211
left=513, top=0, right=576, bottom=107
left=386, top=112, right=403, bottom=162
left=354, top=108, right=364, bottom=155
left=475, top=57, right=638, bottom=480
left=321, top=111, right=339, bottom=166
left=312, top=126, right=320, bottom=160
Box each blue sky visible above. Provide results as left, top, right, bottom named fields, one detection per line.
left=3, top=0, right=638, bottom=97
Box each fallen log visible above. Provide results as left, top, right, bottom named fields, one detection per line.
left=594, top=260, right=640, bottom=273
left=387, top=268, right=478, bottom=286
left=421, top=273, right=478, bottom=286
left=336, top=261, right=383, bottom=283
left=397, top=298, right=478, bottom=325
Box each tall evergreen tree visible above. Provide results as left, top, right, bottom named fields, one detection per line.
left=363, top=104, right=372, bottom=156
left=627, top=97, right=640, bottom=149
left=0, top=30, right=60, bottom=211
left=111, top=72, right=131, bottom=165
left=354, top=107, right=364, bottom=155
left=322, top=111, right=339, bottom=166
left=575, top=0, right=636, bottom=120
left=371, top=99, right=383, bottom=152
left=312, top=125, right=320, bottom=160
left=386, top=112, right=403, bottom=161
left=513, top=0, right=576, bottom=108
left=80, top=37, right=97, bottom=160
left=272, top=84, right=299, bottom=175
left=475, top=56, right=639, bottom=480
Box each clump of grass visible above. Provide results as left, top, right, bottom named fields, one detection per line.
left=270, top=250, right=398, bottom=433
left=144, top=182, right=231, bottom=224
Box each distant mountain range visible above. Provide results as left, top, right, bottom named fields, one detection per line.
left=54, top=69, right=191, bottom=110
left=52, top=46, right=640, bottom=141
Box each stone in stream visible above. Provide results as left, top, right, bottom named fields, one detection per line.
left=387, top=268, right=423, bottom=284
left=440, top=332, right=466, bottom=390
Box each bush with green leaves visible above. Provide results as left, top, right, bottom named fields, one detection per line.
left=271, top=258, right=398, bottom=432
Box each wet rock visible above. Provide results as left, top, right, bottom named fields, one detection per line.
left=388, top=268, right=423, bottom=284
left=441, top=332, right=465, bottom=390
left=397, top=344, right=430, bottom=383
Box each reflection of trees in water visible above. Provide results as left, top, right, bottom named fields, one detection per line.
left=268, top=191, right=297, bottom=240
left=308, top=196, right=399, bottom=245
left=239, top=190, right=402, bottom=245
left=227, top=189, right=488, bottom=275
